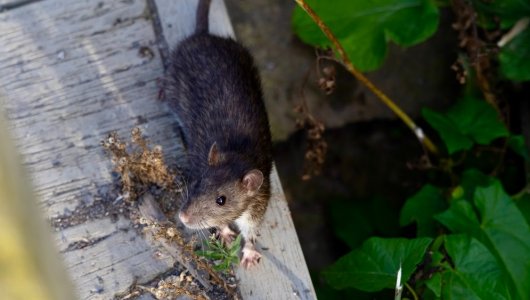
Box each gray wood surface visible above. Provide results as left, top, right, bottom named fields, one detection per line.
left=0, top=0, right=316, bottom=299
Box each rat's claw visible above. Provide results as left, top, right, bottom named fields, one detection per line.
left=241, top=247, right=262, bottom=269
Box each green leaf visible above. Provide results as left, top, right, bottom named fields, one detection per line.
left=471, top=0, right=530, bottom=29
left=435, top=199, right=481, bottom=236
left=424, top=273, right=442, bottom=298
left=422, top=97, right=509, bottom=154
left=400, top=184, right=447, bottom=236
left=430, top=250, right=445, bottom=267
left=455, top=169, right=494, bottom=202
left=196, top=250, right=224, bottom=260
left=323, top=237, right=432, bottom=291
left=474, top=183, right=530, bottom=299
left=213, top=261, right=230, bottom=272
left=229, top=234, right=242, bottom=256
left=507, top=135, right=530, bottom=160
left=516, top=193, right=530, bottom=226
left=292, top=0, right=439, bottom=71
left=423, top=108, right=473, bottom=153
left=442, top=234, right=509, bottom=299
left=500, top=26, right=530, bottom=81
left=436, top=181, right=530, bottom=300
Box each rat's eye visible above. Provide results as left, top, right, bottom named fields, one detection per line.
left=216, top=195, right=226, bottom=206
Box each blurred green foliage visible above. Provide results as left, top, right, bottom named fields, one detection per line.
left=292, top=0, right=439, bottom=71
left=293, top=0, right=530, bottom=298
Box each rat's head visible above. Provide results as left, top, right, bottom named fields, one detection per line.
left=178, top=142, right=264, bottom=229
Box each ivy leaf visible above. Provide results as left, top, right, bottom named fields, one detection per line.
left=442, top=234, right=509, bottom=299
left=292, top=0, right=439, bottom=71
left=435, top=199, right=481, bottom=236
left=516, top=193, right=530, bottom=226
left=400, top=184, right=447, bottom=237
left=436, top=181, right=530, bottom=300
left=422, top=108, right=473, bottom=153
left=499, top=26, right=530, bottom=81
left=323, top=237, right=432, bottom=291
left=422, top=97, right=509, bottom=154
left=424, top=273, right=442, bottom=298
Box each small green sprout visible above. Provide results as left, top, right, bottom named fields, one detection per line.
left=196, top=234, right=241, bottom=273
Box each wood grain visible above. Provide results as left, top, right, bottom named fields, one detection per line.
left=1, top=1, right=179, bottom=299
left=0, top=0, right=316, bottom=298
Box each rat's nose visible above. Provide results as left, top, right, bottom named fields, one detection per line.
left=178, top=211, right=190, bottom=224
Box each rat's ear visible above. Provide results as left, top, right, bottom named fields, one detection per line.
left=208, top=142, right=225, bottom=166
left=242, top=169, right=263, bottom=195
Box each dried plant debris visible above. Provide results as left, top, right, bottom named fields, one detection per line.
left=451, top=0, right=503, bottom=116
left=101, top=127, right=180, bottom=202
left=294, top=102, right=328, bottom=181
left=116, top=270, right=236, bottom=300
left=99, top=128, right=238, bottom=299
left=147, top=273, right=207, bottom=300
left=316, top=49, right=337, bottom=95
left=120, top=272, right=208, bottom=300
left=137, top=208, right=238, bottom=299
left=291, top=49, right=336, bottom=181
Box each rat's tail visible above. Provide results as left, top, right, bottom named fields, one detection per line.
left=195, top=0, right=211, bottom=34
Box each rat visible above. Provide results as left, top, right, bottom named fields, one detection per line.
left=164, top=0, right=272, bottom=268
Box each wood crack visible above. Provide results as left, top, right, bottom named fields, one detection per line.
left=145, top=0, right=170, bottom=69
left=61, top=232, right=114, bottom=253
left=0, top=0, right=41, bottom=12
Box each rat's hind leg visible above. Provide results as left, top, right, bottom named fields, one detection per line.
left=235, top=213, right=262, bottom=269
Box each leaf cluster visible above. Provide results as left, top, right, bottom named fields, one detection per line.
left=292, top=0, right=530, bottom=299
left=293, top=0, right=530, bottom=80
left=292, top=0, right=439, bottom=72
left=322, top=171, right=530, bottom=299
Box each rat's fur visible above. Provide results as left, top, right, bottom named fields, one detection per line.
left=165, top=0, right=272, bottom=268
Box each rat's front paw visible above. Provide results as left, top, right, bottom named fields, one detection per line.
left=241, top=247, right=262, bottom=269
left=218, top=226, right=237, bottom=246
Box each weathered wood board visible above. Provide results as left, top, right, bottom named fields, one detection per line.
left=0, top=0, right=316, bottom=299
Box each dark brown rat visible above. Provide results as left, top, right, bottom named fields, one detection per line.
left=165, top=0, right=272, bottom=268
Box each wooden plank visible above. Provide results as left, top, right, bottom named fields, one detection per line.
left=234, top=169, right=316, bottom=299
left=0, top=1, right=179, bottom=299
left=154, top=0, right=316, bottom=299
left=0, top=0, right=316, bottom=298
left=153, top=0, right=234, bottom=46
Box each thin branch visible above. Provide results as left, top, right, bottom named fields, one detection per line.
left=294, top=0, right=439, bottom=155
left=405, top=282, right=420, bottom=300
left=498, top=17, right=530, bottom=47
